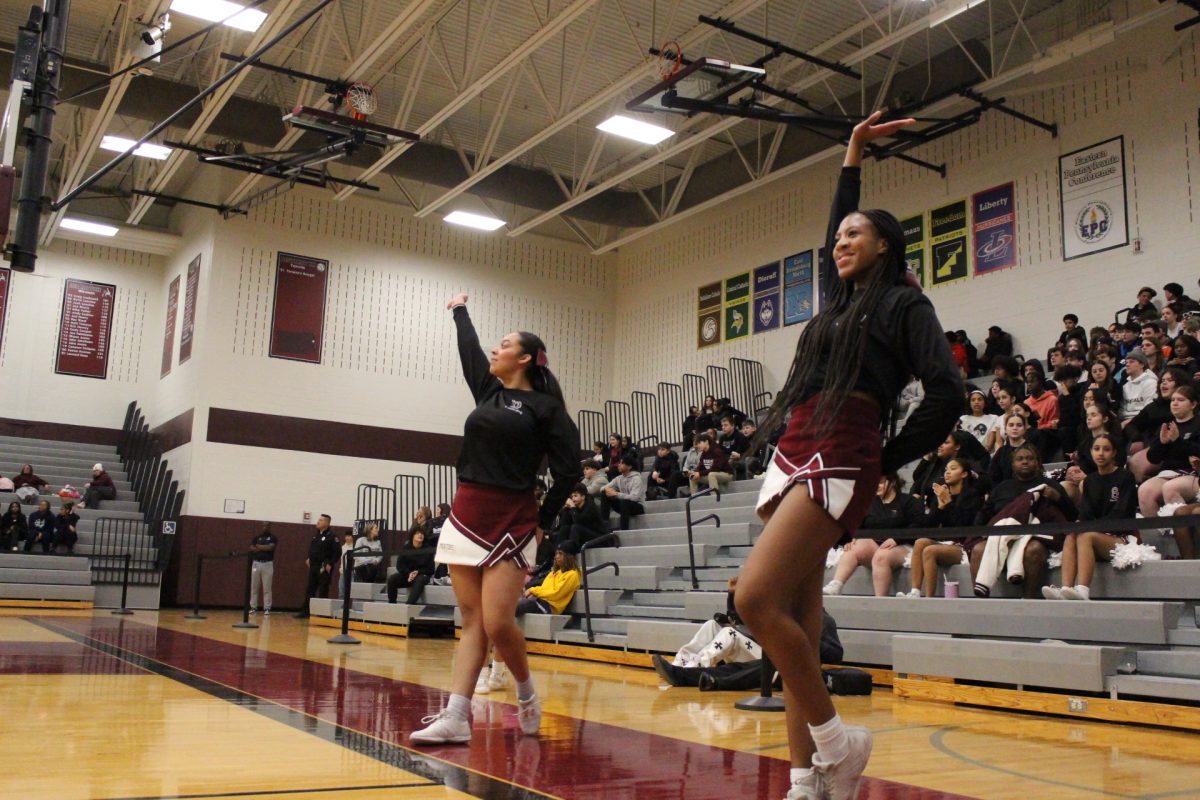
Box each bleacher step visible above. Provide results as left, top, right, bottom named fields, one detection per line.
left=0, top=567, right=92, bottom=585
left=0, top=582, right=95, bottom=602
left=0, top=435, right=116, bottom=456
left=1107, top=674, right=1200, bottom=703
left=0, top=553, right=90, bottom=570
left=607, top=603, right=682, bottom=620
left=1135, top=650, right=1200, bottom=678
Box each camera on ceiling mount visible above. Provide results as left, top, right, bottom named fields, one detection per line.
left=133, top=12, right=170, bottom=62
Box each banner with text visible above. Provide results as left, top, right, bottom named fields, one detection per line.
left=270, top=252, right=329, bottom=363
left=901, top=215, right=926, bottom=288
left=179, top=255, right=200, bottom=364
left=752, top=261, right=781, bottom=334
left=697, top=281, right=722, bottom=349
left=0, top=268, right=9, bottom=355
left=56, top=278, right=116, bottom=379
left=972, top=182, right=1017, bottom=275
left=929, top=199, right=970, bottom=287
left=783, top=251, right=814, bottom=326
left=161, top=275, right=179, bottom=378
left=724, top=272, right=751, bottom=342
left=1059, top=136, right=1128, bottom=260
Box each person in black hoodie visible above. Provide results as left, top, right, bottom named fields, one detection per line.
left=912, top=431, right=984, bottom=504
left=1126, top=367, right=1191, bottom=481
left=53, top=501, right=80, bottom=554
left=552, top=485, right=606, bottom=549
left=824, top=474, right=925, bottom=597
left=26, top=499, right=53, bottom=553
left=646, top=444, right=680, bottom=500
left=0, top=501, right=27, bottom=551
left=297, top=514, right=339, bottom=617
left=1139, top=386, right=1200, bottom=517
left=681, top=406, right=702, bottom=447
left=387, top=528, right=436, bottom=603
left=714, top=398, right=747, bottom=427
left=903, top=458, right=984, bottom=598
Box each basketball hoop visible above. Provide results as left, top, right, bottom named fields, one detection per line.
left=346, top=83, right=377, bottom=121
left=657, top=40, right=683, bottom=81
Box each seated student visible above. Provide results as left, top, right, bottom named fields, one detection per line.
left=983, top=382, right=1023, bottom=452
left=824, top=474, right=924, bottom=597
left=26, top=500, right=53, bottom=553
left=1164, top=281, right=1200, bottom=313
left=517, top=541, right=582, bottom=615
left=79, top=463, right=116, bottom=510
left=1053, top=364, right=1085, bottom=457
left=717, top=415, right=750, bottom=475
left=646, top=444, right=680, bottom=500
left=896, top=378, right=924, bottom=428
left=1125, top=366, right=1188, bottom=457
left=587, top=441, right=607, bottom=468
left=1138, top=386, right=1200, bottom=518
left=619, top=435, right=639, bottom=462
left=912, top=432, right=968, bottom=504
left=1058, top=313, right=1088, bottom=349
left=601, top=454, right=646, bottom=531
left=581, top=462, right=609, bottom=499
left=902, top=458, right=984, bottom=598
left=1120, top=351, right=1159, bottom=425
left=694, top=397, right=718, bottom=437
left=981, top=325, right=1014, bottom=370
left=1024, top=365, right=1060, bottom=456
left=428, top=503, right=450, bottom=545
left=1162, top=305, right=1185, bottom=341
left=1125, top=286, right=1159, bottom=324
left=12, top=464, right=50, bottom=504
left=971, top=445, right=1077, bottom=599
left=681, top=407, right=702, bottom=447
left=736, top=419, right=768, bottom=477
left=687, top=433, right=732, bottom=495
left=1062, top=401, right=1125, bottom=503
left=988, top=412, right=1038, bottom=486
left=53, top=501, right=80, bottom=554
left=552, top=484, right=606, bottom=549
left=957, top=330, right=980, bottom=377
left=352, top=523, right=385, bottom=583
left=604, top=433, right=624, bottom=480
left=960, top=389, right=998, bottom=448
left=1142, top=338, right=1167, bottom=376
left=670, top=440, right=703, bottom=499
left=1043, top=434, right=1139, bottom=601
left=1086, top=358, right=1123, bottom=412
left=0, top=501, right=28, bottom=551
left=1167, top=334, right=1200, bottom=377
left=713, top=398, right=746, bottom=427
left=386, top=528, right=435, bottom=604
left=946, top=331, right=968, bottom=376
left=1116, top=321, right=1143, bottom=360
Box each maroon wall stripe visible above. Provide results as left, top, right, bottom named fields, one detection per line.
left=152, top=407, right=194, bottom=452
left=205, top=407, right=462, bottom=465
left=0, top=417, right=121, bottom=446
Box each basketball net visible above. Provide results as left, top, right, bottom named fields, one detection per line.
left=346, top=83, right=377, bottom=122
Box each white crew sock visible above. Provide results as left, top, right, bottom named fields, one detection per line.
left=446, top=693, right=471, bottom=721
left=809, top=713, right=849, bottom=765
left=516, top=676, right=536, bottom=702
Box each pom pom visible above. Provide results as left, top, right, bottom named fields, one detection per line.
left=1112, top=541, right=1161, bottom=571
left=825, top=547, right=843, bottom=569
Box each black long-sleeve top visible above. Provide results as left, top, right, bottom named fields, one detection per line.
left=860, top=493, right=926, bottom=542
left=975, top=477, right=1077, bottom=525
left=649, top=452, right=680, bottom=485
left=555, top=498, right=604, bottom=535
left=926, top=486, right=984, bottom=532
left=395, top=544, right=436, bottom=577
left=1078, top=468, right=1138, bottom=522
left=1125, top=397, right=1171, bottom=446
left=307, top=529, right=339, bottom=568
left=452, top=306, right=581, bottom=530
left=1146, top=416, right=1200, bottom=472
left=805, top=167, right=963, bottom=473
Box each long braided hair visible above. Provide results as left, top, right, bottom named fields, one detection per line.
left=753, top=209, right=911, bottom=448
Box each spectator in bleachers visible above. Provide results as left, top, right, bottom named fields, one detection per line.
left=646, top=444, right=680, bottom=500
left=960, top=390, right=998, bottom=448
left=600, top=454, right=645, bottom=531
left=718, top=416, right=750, bottom=480
left=429, top=503, right=450, bottom=545
left=984, top=377, right=1005, bottom=415
left=581, top=462, right=608, bottom=499
left=1162, top=305, right=1184, bottom=341
left=687, top=433, right=732, bottom=496
left=406, top=506, right=434, bottom=541
left=670, top=439, right=702, bottom=499
left=552, top=485, right=605, bottom=549
left=1024, top=366, right=1060, bottom=457
left=1054, top=365, right=1085, bottom=457
left=1170, top=484, right=1200, bottom=560
left=956, top=330, right=979, bottom=377
left=682, top=406, right=702, bottom=446
left=26, top=499, right=52, bottom=553
left=353, top=523, right=385, bottom=583
left=824, top=474, right=924, bottom=597
left=12, top=464, right=49, bottom=504
left=248, top=522, right=277, bottom=615
left=1142, top=322, right=1170, bottom=358
left=991, top=355, right=1022, bottom=389
left=587, top=441, right=606, bottom=468
left=1120, top=351, right=1158, bottom=423
left=737, top=419, right=769, bottom=477
left=1115, top=322, right=1141, bottom=360
left=1125, top=286, right=1159, bottom=323
left=52, top=501, right=79, bottom=555
left=79, top=463, right=116, bottom=510
left=387, top=527, right=435, bottom=604
left=1087, top=358, right=1122, bottom=411
left=983, top=382, right=1023, bottom=452
left=1167, top=334, right=1200, bottom=377
left=1137, top=386, right=1200, bottom=518
left=1057, top=313, right=1088, bottom=350
left=946, top=331, right=968, bottom=376
left=1049, top=436, right=1141, bottom=602
left=517, top=541, right=581, bottom=616
left=989, top=412, right=1036, bottom=485
left=896, top=378, right=924, bottom=427
left=903, top=458, right=984, bottom=598
left=1126, top=366, right=1188, bottom=480
left=694, top=397, right=719, bottom=435
left=1046, top=346, right=1066, bottom=375
left=714, top=398, right=747, bottom=427
left=912, top=432, right=971, bottom=504
left=0, top=501, right=27, bottom=551
left=604, top=434, right=624, bottom=479
left=620, top=435, right=638, bottom=461
left=1142, top=338, right=1166, bottom=376
left=297, top=514, right=338, bottom=618
left=1063, top=400, right=1125, bottom=502
left=1164, top=282, right=1200, bottom=314
left=981, top=325, right=1014, bottom=370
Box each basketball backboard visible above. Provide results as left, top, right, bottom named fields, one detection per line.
left=284, top=106, right=419, bottom=148
left=626, top=57, right=766, bottom=116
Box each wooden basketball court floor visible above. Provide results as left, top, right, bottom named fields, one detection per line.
left=3, top=610, right=1199, bottom=800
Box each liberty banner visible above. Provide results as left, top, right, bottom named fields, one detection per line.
left=752, top=261, right=781, bottom=334
left=901, top=215, right=926, bottom=288
left=724, top=272, right=751, bottom=341
left=783, top=250, right=814, bottom=326
left=697, top=281, right=722, bottom=349
left=1059, top=136, right=1128, bottom=260
left=270, top=252, right=329, bottom=363
left=929, top=199, right=970, bottom=286
left=972, top=182, right=1017, bottom=275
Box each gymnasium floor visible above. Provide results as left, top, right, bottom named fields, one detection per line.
left=3, top=611, right=1199, bottom=800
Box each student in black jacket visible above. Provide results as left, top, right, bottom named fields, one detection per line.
left=53, top=501, right=80, bottom=554
left=0, top=501, right=27, bottom=551
left=26, top=500, right=53, bottom=553
left=904, top=459, right=984, bottom=598
left=824, top=473, right=925, bottom=597
left=552, top=485, right=606, bottom=549
left=646, top=445, right=680, bottom=500
left=297, top=514, right=339, bottom=617
left=387, top=529, right=436, bottom=604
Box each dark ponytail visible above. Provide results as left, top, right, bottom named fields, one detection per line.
left=752, top=208, right=909, bottom=450
left=517, top=331, right=568, bottom=411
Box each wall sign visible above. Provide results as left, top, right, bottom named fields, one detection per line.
left=972, top=182, right=1018, bottom=275
left=270, top=252, right=329, bottom=363
left=723, top=272, right=750, bottom=342
left=1059, top=136, right=1128, bottom=260
left=929, top=199, right=970, bottom=286
left=161, top=275, right=179, bottom=378
left=782, top=251, right=813, bottom=326
left=697, top=281, right=722, bottom=349
left=179, top=254, right=200, bottom=364
left=56, top=278, right=116, bottom=379
left=901, top=214, right=926, bottom=288
left=752, top=261, right=780, bottom=334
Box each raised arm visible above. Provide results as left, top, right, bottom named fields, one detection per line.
left=447, top=294, right=499, bottom=402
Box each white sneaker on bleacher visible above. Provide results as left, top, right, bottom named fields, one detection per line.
left=896, top=588, right=920, bottom=598
left=1041, top=585, right=1063, bottom=600
left=822, top=580, right=843, bottom=596
left=1061, top=585, right=1090, bottom=601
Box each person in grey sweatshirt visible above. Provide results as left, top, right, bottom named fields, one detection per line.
left=600, top=454, right=646, bottom=530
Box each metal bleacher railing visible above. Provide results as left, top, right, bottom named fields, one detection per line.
left=580, top=532, right=621, bottom=642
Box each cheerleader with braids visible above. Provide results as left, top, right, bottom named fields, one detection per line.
left=409, top=292, right=581, bottom=745
left=735, top=113, right=964, bottom=800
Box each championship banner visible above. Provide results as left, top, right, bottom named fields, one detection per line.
left=972, top=182, right=1017, bottom=275
left=179, top=254, right=200, bottom=364
left=1059, top=136, right=1128, bottom=260
left=56, top=278, right=116, bottom=379
left=901, top=214, right=926, bottom=288
left=724, top=272, right=751, bottom=342
left=269, top=252, right=329, bottom=363
left=0, top=268, right=9, bottom=355
left=752, top=261, right=781, bottom=334
left=929, top=199, right=970, bottom=286
left=161, top=275, right=179, bottom=378
left=697, top=281, right=722, bottom=349
left=783, top=251, right=814, bottom=326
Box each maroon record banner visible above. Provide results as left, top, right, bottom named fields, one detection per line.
left=56, top=278, right=116, bottom=379
left=179, top=254, right=200, bottom=364
left=161, top=275, right=180, bottom=378
left=0, top=267, right=10, bottom=354
left=269, top=252, right=329, bottom=364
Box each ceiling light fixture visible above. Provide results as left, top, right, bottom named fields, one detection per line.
left=168, top=0, right=267, bottom=32
left=61, top=218, right=119, bottom=237
left=444, top=211, right=505, bottom=231
left=99, top=135, right=172, bottom=160
left=596, top=114, right=675, bottom=145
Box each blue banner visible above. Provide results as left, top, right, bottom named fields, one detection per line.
left=973, top=182, right=1017, bottom=275
left=783, top=250, right=814, bottom=326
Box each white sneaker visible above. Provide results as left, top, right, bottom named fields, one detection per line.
left=248, top=608, right=258, bottom=615
left=784, top=770, right=826, bottom=799
left=822, top=580, right=843, bottom=596
left=409, top=710, right=471, bottom=745
left=1041, top=585, right=1063, bottom=600
left=1061, top=585, right=1090, bottom=601
left=813, top=725, right=872, bottom=800
left=517, top=693, right=541, bottom=736
left=264, top=609, right=271, bottom=616
left=896, top=588, right=920, bottom=598
left=475, top=663, right=493, bottom=695
left=488, top=661, right=509, bottom=691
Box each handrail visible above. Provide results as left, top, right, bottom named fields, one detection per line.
left=579, top=532, right=621, bottom=642
left=185, top=550, right=249, bottom=620
left=635, top=434, right=659, bottom=454
left=329, top=544, right=380, bottom=644
left=684, top=487, right=722, bottom=590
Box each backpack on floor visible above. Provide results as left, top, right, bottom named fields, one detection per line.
left=823, top=667, right=873, bottom=696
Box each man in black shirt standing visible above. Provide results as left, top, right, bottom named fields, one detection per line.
left=249, top=522, right=278, bottom=615
left=296, top=514, right=338, bottom=618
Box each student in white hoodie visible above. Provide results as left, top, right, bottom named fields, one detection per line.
left=1119, top=351, right=1158, bottom=424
